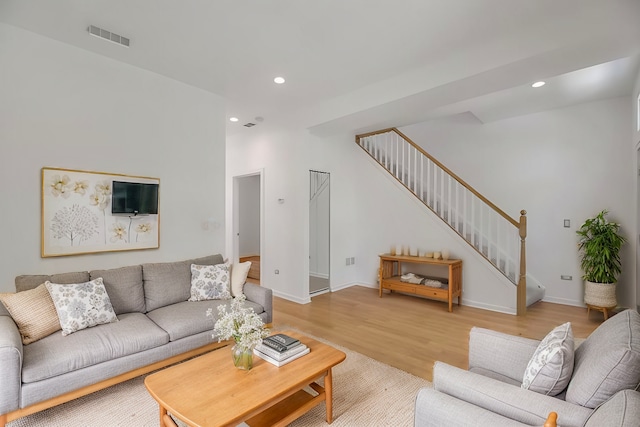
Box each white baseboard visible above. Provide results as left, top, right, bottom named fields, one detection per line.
left=272, top=289, right=311, bottom=304
left=542, top=296, right=585, bottom=307
left=460, top=299, right=516, bottom=315
left=330, top=281, right=371, bottom=292
left=310, top=288, right=331, bottom=297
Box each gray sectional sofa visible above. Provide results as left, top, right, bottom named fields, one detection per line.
left=414, top=309, right=640, bottom=427
left=0, top=254, right=272, bottom=426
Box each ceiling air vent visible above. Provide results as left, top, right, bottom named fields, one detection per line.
left=88, top=25, right=130, bottom=47
left=244, top=123, right=256, bottom=128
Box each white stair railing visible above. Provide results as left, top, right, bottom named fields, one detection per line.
left=356, top=128, right=528, bottom=315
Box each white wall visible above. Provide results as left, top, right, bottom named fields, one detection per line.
left=308, top=132, right=517, bottom=312
left=238, top=175, right=260, bottom=257
left=0, top=24, right=226, bottom=292
left=225, top=98, right=634, bottom=313
left=400, top=97, right=635, bottom=309
left=634, top=68, right=640, bottom=312
left=226, top=126, right=310, bottom=303
left=226, top=97, right=633, bottom=313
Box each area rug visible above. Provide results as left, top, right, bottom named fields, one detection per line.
left=8, top=336, right=431, bottom=427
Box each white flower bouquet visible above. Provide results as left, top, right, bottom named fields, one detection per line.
left=208, top=294, right=270, bottom=351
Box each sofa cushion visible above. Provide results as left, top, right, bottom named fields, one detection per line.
left=567, top=309, right=640, bottom=408
left=90, top=265, right=145, bottom=314
left=584, top=389, right=640, bottom=427
left=433, top=362, right=593, bottom=427
left=15, top=271, right=90, bottom=292
left=143, top=255, right=224, bottom=312
left=414, top=387, right=538, bottom=427
left=0, top=284, right=61, bottom=344
left=22, top=312, right=169, bottom=383
left=46, top=278, right=118, bottom=336
left=188, top=263, right=231, bottom=301
left=522, top=322, right=574, bottom=396
left=469, top=367, right=522, bottom=387
left=147, top=299, right=265, bottom=342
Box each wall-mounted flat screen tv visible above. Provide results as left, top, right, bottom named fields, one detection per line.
left=111, top=181, right=159, bottom=215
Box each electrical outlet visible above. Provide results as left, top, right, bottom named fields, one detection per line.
left=561, top=275, right=572, bottom=280
left=350, top=257, right=355, bottom=265
left=563, top=219, right=570, bottom=228
left=274, top=269, right=279, bottom=275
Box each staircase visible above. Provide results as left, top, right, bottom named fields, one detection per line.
left=356, top=128, right=529, bottom=315
left=310, top=170, right=330, bottom=202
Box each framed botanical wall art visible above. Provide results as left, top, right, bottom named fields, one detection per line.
left=41, top=167, right=160, bottom=257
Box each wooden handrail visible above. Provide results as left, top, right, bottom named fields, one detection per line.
left=356, top=127, right=528, bottom=316
left=354, top=127, right=397, bottom=140
left=357, top=128, right=519, bottom=228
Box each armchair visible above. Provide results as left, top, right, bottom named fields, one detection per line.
left=415, top=309, right=640, bottom=427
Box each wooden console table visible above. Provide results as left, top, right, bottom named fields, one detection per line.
left=378, top=254, right=462, bottom=312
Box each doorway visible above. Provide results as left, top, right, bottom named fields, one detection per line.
left=235, top=173, right=261, bottom=284
left=637, top=146, right=640, bottom=312
left=309, top=170, right=330, bottom=294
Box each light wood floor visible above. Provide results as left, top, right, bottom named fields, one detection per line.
left=273, top=286, right=603, bottom=381
left=240, top=256, right=260, bottom=284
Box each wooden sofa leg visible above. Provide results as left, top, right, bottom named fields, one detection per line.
left=0, top=413, right=7, bottom=427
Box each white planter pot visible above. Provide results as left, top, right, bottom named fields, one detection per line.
left=584, top=281, right=617, bottom=308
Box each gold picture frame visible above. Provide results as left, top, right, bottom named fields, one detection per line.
left=41, top=167, right=160, bottom=257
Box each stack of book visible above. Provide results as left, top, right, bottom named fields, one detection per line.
left=254, top=333, right=310, bottom=367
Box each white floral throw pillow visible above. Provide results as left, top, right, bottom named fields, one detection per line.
left=189, top=263, right=231, bottom=301
left=45, top=278, right=118, bottom=336
left=522, top=322, right=574, bottom=396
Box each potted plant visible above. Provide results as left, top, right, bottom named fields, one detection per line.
left=576, top=210, right=625, bottom=308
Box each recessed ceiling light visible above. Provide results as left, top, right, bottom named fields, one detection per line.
left=273, top=77, right=285, bottom=84
left=229, top=117, right=239, bottom=122
left=532, top=81, right=546, bottom=88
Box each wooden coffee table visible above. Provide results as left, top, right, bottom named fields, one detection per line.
left=144, top=331, right=346, bottom=427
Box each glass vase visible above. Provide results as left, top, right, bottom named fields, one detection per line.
left=231, top=344, right=254, bottom=370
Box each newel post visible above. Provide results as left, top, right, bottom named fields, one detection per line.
left=517, top=210, right=527, bottom=316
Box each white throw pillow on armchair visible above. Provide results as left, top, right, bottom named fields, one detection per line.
left=522, top=322, right=575, bottom=396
